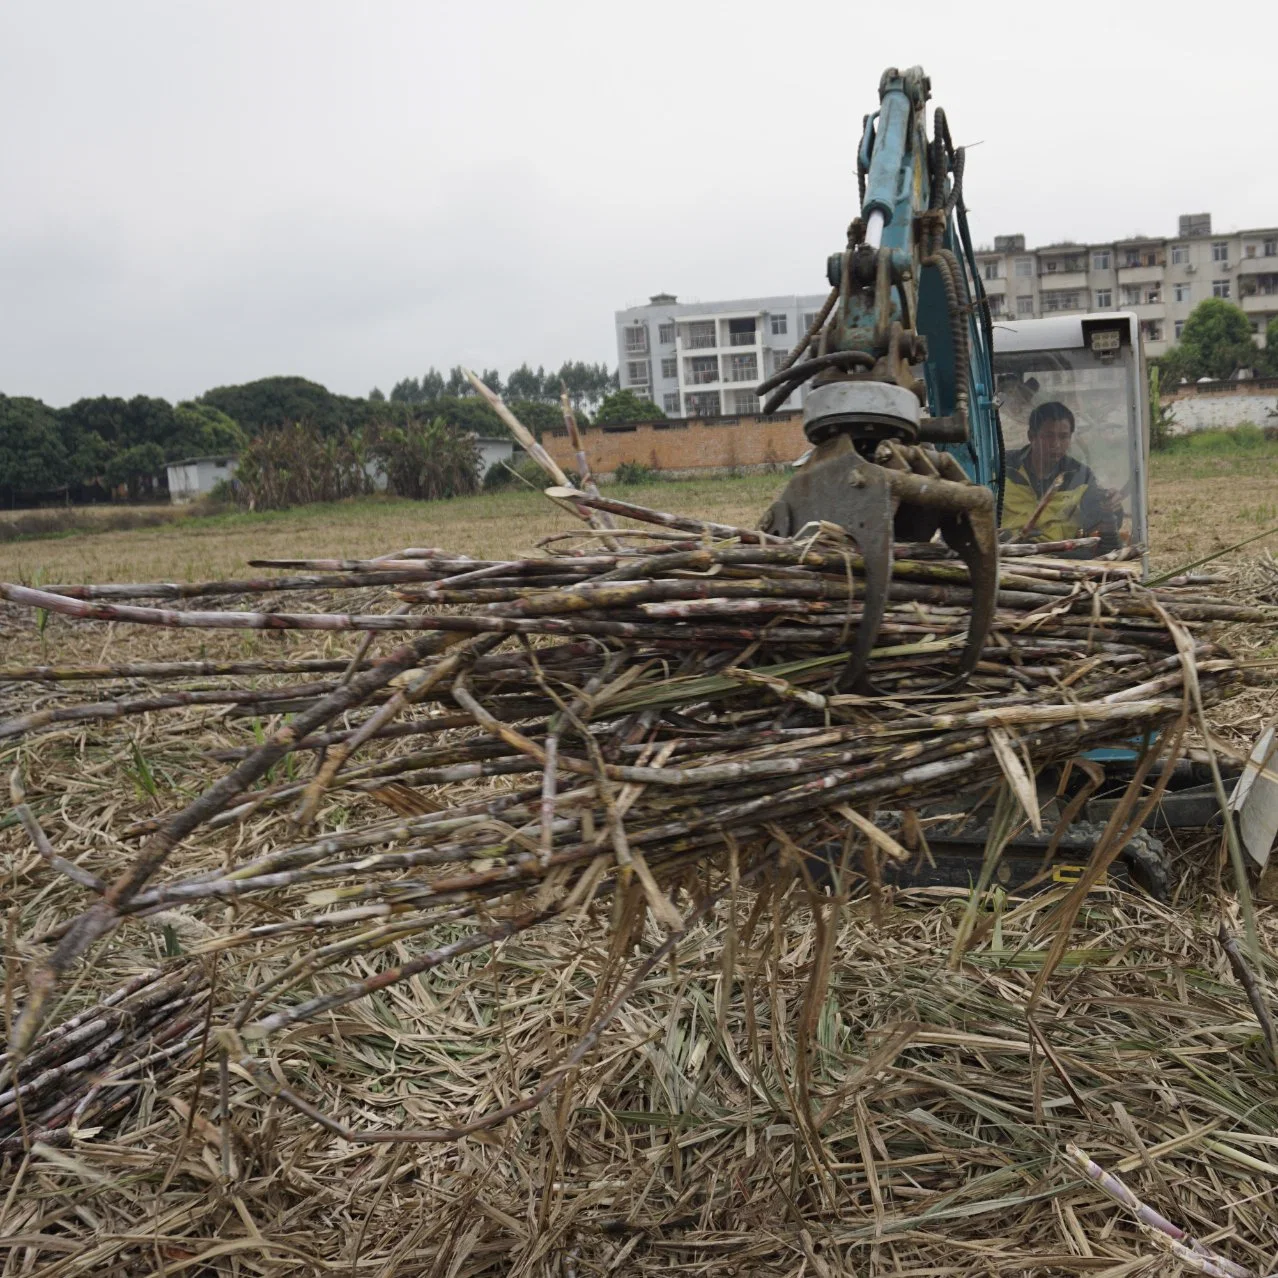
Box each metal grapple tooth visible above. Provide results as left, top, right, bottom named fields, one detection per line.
left=938, top=495, right=999, bottom=683
left=833, top=465, right=894, bottom=692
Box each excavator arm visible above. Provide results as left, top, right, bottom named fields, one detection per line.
left=760, top=66, right=1003, bottom=690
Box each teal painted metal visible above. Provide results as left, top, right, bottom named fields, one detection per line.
left=838, top=65, right=1003, bottom=498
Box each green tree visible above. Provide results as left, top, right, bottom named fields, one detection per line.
left=594, top=389, right=666, bottom=424
left=1260, top=319, right=1278, bottom=376
left=198, top=376, right=369, bottom=436
left=168, top=403, right=246, bottom=460
left=430, top=395, right=503, bottom=437
left=505, top=364, right=548, bottom=401
left=369, top=386, right=386, bottom=402
left=507, top=399, right=562, bottom=439
left=1159, top=299, right=1258, bottom=384
left=0, top=395, right=69, bottom=497
left=105, top=441, right=166, bottom=501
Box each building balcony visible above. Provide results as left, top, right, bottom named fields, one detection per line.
left=1239, top=255, right=1278, bottom=275
left=1241, top=291, right=1278, bottom=313
left=1038, top=270, right=1087, bottom=291
left=1116, top=263, right=1164, bottom=285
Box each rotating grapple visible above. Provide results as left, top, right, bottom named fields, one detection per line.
left=760, top=66, right=1003, bottom=690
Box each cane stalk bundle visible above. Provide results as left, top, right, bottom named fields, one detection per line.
left=0, top=482, right=1272, bottom=1162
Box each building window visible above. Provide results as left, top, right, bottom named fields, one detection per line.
left=624, top=326, right=648, bottom=355
left=1174, top=320, right=1185, bottom=339
left=801, top=312, right=819, bottom=332
left=684, top=391, right=721, bottom=418
left=726, top=318, right=756, bottom=346
left=660, top=357, right=677, bottom=379
left=1124, top=250, right=1141, bottom=268
left=626, top=360, right=650, bottom=386
left=1212, top=242, right=1229, bottom=263
left=1016, top=296, right=1034, bottom=315
left=1171, top=245, right=1190, bottom=266
left=658, top=322, right=675, bottom=345
left=1265, top=238, right=1278, bottom=257
left=1121, top=286, right=1141, bottom=306
left=1174, top=283, right=1191, bottom=303
left=725, top=351, right=758, bottom=382
left=1044, top=260, right=1058, bottom=273
left=1015, top=258, right=1033, bottom=278
left=1212, top=279, right=1231, bottom=299
left=1245, top=244, right=1257, bottom=259
left=731, top=390, right=760, bottom=415
left=1140, top=320, right=1163, bottom=342
left=1145, top=285, right=1162, bottom=304
left=686, top=355, right=718, bottom=385
left=663, top=392, right=681, bottom=415
left=1094, top=289, right=1112, bottom=308
left=769, top=314, right=787, bottom=335
left=1042, top=291, right=1078, bottom=313
left=1092, top=250, right=1111, bottom=271
left=982, top=260, right=1000, bottom=280
left=685, top=321, right=715, bottom=349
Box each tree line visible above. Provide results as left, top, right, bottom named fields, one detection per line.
left=0, top=360, right=623, bottom=506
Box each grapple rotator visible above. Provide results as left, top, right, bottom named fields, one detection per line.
left=759, top=65, right=1002, bottom=691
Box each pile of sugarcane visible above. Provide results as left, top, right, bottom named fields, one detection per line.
left=1, top=485, right=1272, bottom=1149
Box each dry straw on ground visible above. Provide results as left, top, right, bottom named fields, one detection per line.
left=2, top=479, right=1277, bottom=1276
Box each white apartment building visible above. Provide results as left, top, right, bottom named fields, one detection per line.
left=614, top=292, right=828, bottom=417
left=975, top=214, right=1278, bottom=359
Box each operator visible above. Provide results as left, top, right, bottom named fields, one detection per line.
left=1000, top=401, right=1122, bottom=553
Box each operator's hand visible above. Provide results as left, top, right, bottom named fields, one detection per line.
left=1099, top=488, right=1123, bottom=517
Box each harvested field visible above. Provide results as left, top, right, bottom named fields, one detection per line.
left=2, top=469, right=1278, bottom=1277
left=1, top=436, right=1276, bottom=590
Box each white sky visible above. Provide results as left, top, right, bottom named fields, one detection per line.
left=3, top=0, right=1275, bottom=406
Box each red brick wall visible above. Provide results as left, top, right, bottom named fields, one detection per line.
left=543, top=412, right=807, bottom=478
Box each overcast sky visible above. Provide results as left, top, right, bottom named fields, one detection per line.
left=3, top=0, right=1275, bottom=407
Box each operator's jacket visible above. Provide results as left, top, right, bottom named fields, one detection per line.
left=1000, top=445, right=1120, bottom=552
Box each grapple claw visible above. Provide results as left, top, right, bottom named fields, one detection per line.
left=767, top=437, right=999, bottom=691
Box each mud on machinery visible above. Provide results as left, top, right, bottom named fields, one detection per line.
left=757, top=65, right=1276, bottom=896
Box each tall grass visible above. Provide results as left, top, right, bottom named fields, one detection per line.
left=1164, top=423, right=1275, bottom=454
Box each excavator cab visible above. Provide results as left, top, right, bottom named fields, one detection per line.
left=992, top=311, right=1150, bottom=559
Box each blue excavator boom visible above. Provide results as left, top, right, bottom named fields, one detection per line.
left=760, top=66, right=1003, bottom=690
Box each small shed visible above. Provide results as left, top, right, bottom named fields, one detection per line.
left=475, top=436, right=516, bottom=476
left=166, top=456, right=238, bottom=504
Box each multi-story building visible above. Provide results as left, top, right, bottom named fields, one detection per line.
left=613, top=292, right=828, bottom=417
left=617, top=213, right=1277, bottom=404
left=975, top=214, right=1278, bottom=358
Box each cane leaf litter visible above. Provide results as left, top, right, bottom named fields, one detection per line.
left=2, top=477, right=1278, bottom=1276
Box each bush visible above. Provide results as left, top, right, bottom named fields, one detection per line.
left=1165, top=424, right=1270, bottom=454
left=233, top=422, right=374, bottom=510
left=613, top=461, right=657, bottom=485
left=0, top=506, right=181, bottom=543
left=483, top=457, right=547, bottom=491
left=370, top=417, right=480, bottom=501
left=595, top=391, right=666, bottom=425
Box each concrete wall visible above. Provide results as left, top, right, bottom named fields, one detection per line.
left=1163, top=378, right=1278, bottom=432
left=543, top=412, right=806, bottom=479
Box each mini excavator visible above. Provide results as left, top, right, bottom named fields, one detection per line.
left=762, top=66, right=1277, bottom=894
